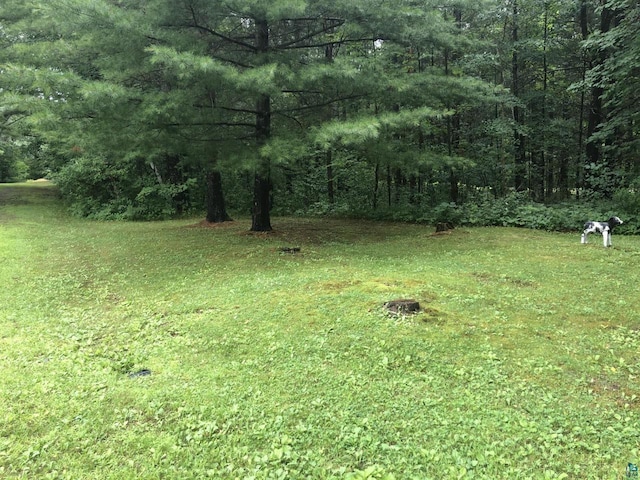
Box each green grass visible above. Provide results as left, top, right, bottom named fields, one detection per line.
left=1, top=182, right=639, bottom=479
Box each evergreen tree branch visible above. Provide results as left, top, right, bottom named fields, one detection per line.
left=186, top=5, right=256, bottom=52
left=275, top=19, right=346, bottom=49
left=273, top=94, right=367, bottom=114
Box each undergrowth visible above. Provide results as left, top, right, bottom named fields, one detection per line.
left=312, top=191, right=640, bottom=235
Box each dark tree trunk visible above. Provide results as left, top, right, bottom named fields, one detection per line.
left=394, top=168, right=405, bottom=204
left=251, top=172, right=272, bottom=231
left=445, top=8, right=463, bottom=204
left=447, top=114, right=461, bottom=203
left=534, top=1, right=550, bottom=202
left=580, top=0, right=589, bottom=39
left=409, top=175, right=418, bottom=204
left=531, top=153, right=544, bottom=201
left=558, top=156, right=569, bottom=199
left=586, top=6, right=615, bottom=167
left=325, top=41, right=336, bottom=206
left=512, top=0, right=527, bottom=192
left=584, top=4, right=616, bottom=196
left=449, top=168, right=459, bottom=204
left=585, top=86, right=604, bottom=167
left=251, top=18, right=272, bottom=232
left=159, top=154, right=189, bottom=214
left=576, top=0, right=589, bottom=196
left=205, top=170, right=232, bottom=223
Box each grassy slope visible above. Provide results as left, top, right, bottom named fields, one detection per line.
left=1, top=182, right=639, bottom=479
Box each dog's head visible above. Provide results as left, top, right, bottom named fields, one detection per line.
left=608, top=216, right=623, bottom=227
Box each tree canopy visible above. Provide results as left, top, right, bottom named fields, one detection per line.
left=1, top=0, right=638, bottom=227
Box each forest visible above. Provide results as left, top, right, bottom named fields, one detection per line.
left=1, top=0, right=639, bottom=231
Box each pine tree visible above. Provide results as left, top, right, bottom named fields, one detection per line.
left=585, top=0, right=640, bottom=184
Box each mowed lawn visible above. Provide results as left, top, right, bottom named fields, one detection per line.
left=1, top=182, right=639, bottom=479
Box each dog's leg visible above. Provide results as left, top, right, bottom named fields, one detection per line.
left=582, top=223, right=597, bottom=244
left=603, top=229, right=610, bottom=247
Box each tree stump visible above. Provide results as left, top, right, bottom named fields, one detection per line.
left=384, top=299, right=420, bottom=315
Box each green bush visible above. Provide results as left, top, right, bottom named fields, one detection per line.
left=613, top=183, right=640, bottom=234
left=132, top=181, right=195, bottom=220
left=456, top=194, right=639, bottom=234
left=53, top=156, right=197, bottom=220
left=0, top=152, right=29, bottom=182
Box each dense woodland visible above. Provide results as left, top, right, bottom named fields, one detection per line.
left=1, top=0, right=639, bottom=231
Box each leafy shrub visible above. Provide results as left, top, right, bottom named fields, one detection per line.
left=54, top=155, right=197, bottom=220
left=53, top=155, right=125, bottom=217
left=455, top=194, right=639, bottom=234
left=613, top=189, right=639, bottom=211
left=421, top=202, right=464, bottom=226
left=457, top=191, right=536, bottom=227
left=0, top=151, right=29, bottom=182
left=300, top=201, right=353, bottom=217
left=132, top=180, right=195, bottom=220
left=582, top=162, right=620, bottom=200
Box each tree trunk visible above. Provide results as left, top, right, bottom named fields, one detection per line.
left=586, top=5, right=614, bottom=167
left=558, top=156, right=569, bottom=199
left=447, top=114, right=460, bottom=203
left=165, top=154, right=189, bottom=213
left=537, top=1, right=550, bottom=201
left=251, top=18, right=272, bottom=232
left=394, top=168, right=404, bottom=204
left=576, top=1, right=589, bottom=197
left=446, top=8, right=462, bottom=204
left=252, top=94, right=272, bottom=231
left=585, top=87, right=604, bottom=167
left=251, top=171, right=272, bottom=231
left=449, top=168, right=459, bottom=203
left=325, top=41, right=336, bottom=206
left=205, top=170, right=232, bottom=223
left=409, top=175, right=418, bottom=205
left=512, top=0, right=527, bottom=192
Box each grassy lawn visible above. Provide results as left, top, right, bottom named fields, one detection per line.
left=1, top=182, right=639, bottom=479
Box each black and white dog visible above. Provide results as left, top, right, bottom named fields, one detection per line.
left=581, top=216, right=623, bottom=247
